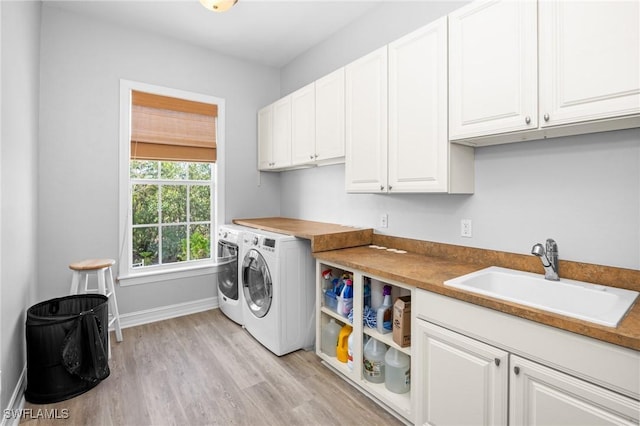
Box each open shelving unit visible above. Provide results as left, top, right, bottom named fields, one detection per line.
left=315, top=260, right=414, bottom=423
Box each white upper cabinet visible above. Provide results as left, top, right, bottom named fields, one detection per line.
left=261, top=69, right=345, bottom=170
left=345, top=46, right=389, bottom=193
left=449, top=0, right=639, bottom=144
left=389, top=17, right=456, bottom=193
left=258, top=96, right=291, bottom=171
left=315, top=67, right=345, bottom=164
left=347, top=18, right=474, bottom=194
left=539, top=0, right=640, bottom=127
left=257, top=105, right=273, bottom=170
left=290, top=82, right=316, bottom=166
left=272, top=96, right=292, bottom=169
left=449, top=0, right=538, bottom=140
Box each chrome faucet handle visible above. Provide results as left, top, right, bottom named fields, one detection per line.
left=545, top=238, right=558, bottom=256
left=545, top=238, right=558, bottom=270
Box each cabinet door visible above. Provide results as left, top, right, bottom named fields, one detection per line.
left=291, top=83, right=316, bottom=166
left=415, top=320, right=508, bottom=426
left=315, top=67, right=345, bottom=163
left=510, top=355, right=639, bottom=425
left=257, top=105, right=273, bottom=170
left=272, top=96, right=292, bottom=169
left=449, top=0, right=537, bottom=140
left=345, top=47, right=388, bottom=193
left=388, top=17, right=448, bottom=193
left=539, top=0, right=640, bottom=127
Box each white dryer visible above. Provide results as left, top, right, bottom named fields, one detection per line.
left=216, top=224, right=250, bottom=325
left=240, top=229, right=316, bottom=356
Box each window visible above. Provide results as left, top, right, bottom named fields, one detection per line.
left=130, top=160, right=212, bottom=268
left=119, top=81, right=225, bottom=285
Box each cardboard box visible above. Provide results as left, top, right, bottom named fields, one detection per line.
left=393, top=296, right=411, bottom=347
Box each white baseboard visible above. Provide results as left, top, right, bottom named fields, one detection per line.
left=1, top=367, right=26, bottom=426
left=116, top=296, right=219, bottom=330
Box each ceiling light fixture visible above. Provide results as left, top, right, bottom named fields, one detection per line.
left=199, top=0, right=238, bottom=13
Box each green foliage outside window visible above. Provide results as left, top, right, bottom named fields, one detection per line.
left=131, top=160, right=213, bottom=268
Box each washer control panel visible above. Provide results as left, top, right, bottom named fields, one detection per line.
left=243, top=233, right=277, bottom=252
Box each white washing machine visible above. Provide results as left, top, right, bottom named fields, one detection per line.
left=216, top=224, right=250, bottom=325
left=240, top=229, right=316, bottom=356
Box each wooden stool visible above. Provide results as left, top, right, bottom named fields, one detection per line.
left=69, top=259, right=123, bottom=349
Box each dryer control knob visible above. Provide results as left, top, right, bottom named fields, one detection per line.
left=252, top=236, right=259, bottom=246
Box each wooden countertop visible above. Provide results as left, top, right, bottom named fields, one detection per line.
left=314, top=243, right=640, bottom=352
left=232, top=217, right=373, bottom=252
left=232, top=218, right=639, bottom=350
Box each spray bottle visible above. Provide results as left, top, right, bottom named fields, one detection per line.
left=376, top=285, right=393, bottom=334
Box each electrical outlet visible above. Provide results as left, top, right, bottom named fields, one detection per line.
left=380, top=213, right=388, bottom=228
left=461, top=219, right=472, bottom=238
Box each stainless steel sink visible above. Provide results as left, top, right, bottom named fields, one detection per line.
left=444, top=266, right=639, bottom=327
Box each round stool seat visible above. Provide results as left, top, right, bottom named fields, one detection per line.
left=69, top=258, right=115, bottom=271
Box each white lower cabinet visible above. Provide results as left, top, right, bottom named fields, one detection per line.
left=415, top=290, right=640, bottom=426
left=315, top=260, right=414, bottom=422
left=510, top=356, right=639, bottom=426
left=415, top=320, right=508, bottom=426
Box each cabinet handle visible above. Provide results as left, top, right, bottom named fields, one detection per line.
left=380, top=185, right=385, bottom=191
left=309, top=155, right=314, bottom=160
left=525, top=116, right=531, bottom=124
left=494, top=358, right=501, bottom=367
left=514, top=366, right=520, bottom=375
left=388, top=185, right=392, bottom=191
left=544, top=113, right=550, bottom=122
left=314, top=154, right=319, bottom=159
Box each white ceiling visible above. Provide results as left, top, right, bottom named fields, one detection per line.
left=44, top=0, right=385, bottom=68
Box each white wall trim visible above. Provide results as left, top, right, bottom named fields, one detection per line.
left=117, top=296, right=219, bottom=330
left=1, top=367, right=26, bottom=426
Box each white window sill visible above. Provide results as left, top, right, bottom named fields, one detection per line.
left=117, top=262, right=223, bottom=287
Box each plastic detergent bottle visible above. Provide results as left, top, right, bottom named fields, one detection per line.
left=370, top=279, right=383, bottom=310
left=338, top=279, right=353, bottom=317
left=336, top=324, right=352, bottom=363
left=363, top=278, right=371, bottom=308
left=321, top=319, right=341, bottom=357
left=384, top=347, right=410, bottom=394
left=363, top=338, right=386, bottom=384
left=376, top=285, right=393, bottom=334
left=347, top=332, right=355, bottom=371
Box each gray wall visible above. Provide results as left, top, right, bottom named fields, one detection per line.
left=1, top=0, right=41, bottom=411
left=37, top=4, right=281, bottom=313
left=280, top=1, right=466, bottom=95
left=279, top=1, right=640, bottom=270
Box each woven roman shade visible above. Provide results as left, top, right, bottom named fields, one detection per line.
left=131, top=91, right=217, bottom=162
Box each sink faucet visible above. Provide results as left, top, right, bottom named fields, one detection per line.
left=531, top=238, right=559, bottom=281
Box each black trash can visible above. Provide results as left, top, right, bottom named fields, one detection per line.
left=25, top=294, right=110, bottom=404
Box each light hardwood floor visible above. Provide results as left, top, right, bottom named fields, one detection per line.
left=21, top=309, right=402, bottom=426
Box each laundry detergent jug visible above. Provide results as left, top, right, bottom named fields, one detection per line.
left=336, top=324, right=352, bottom=363
left=321, top=319, right=341, bottom=357
left=363, top=338, right=386, bottom=384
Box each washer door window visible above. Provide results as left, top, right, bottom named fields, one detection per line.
left=242, top=249, right=272, bottom=318
left=217, top=241, right=238, bottom=300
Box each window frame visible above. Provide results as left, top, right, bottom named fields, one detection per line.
left=118, top=80, right=226, bottom=286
